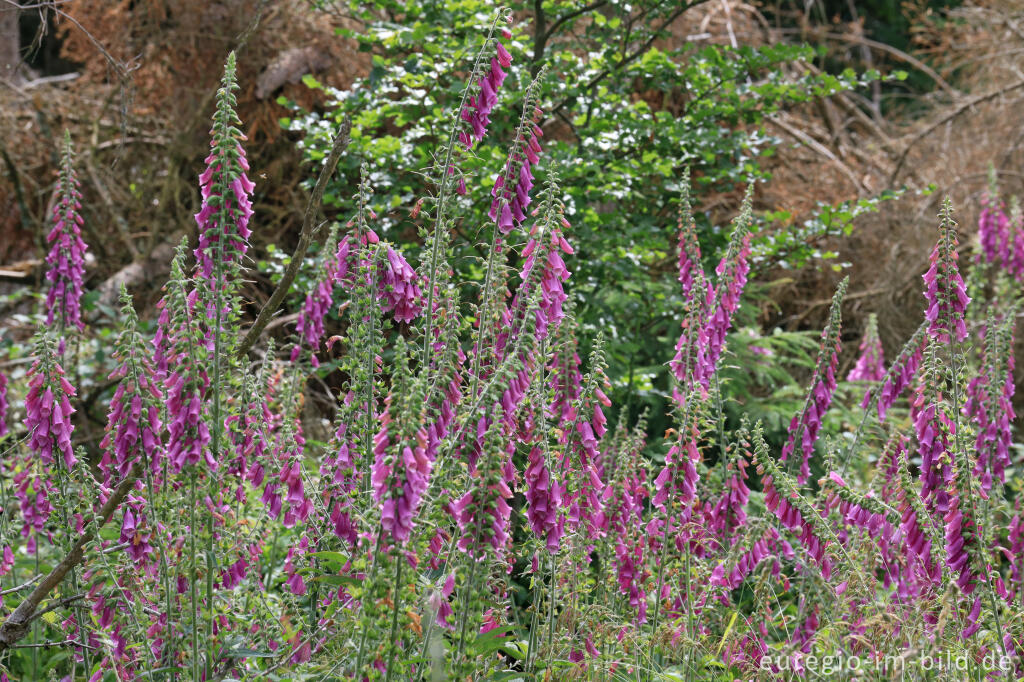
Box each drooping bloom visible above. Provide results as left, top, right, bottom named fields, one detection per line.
left=334, top=230, right=424, bottom=324
left=693, top=211, right=751, bottom=392
left=154, top=242, right=213, bottom=473
left=458, top=32, right=512, bottom=150
left=20, top=333, right=76, bottom=536
left=0, top=371, right=8, bottom=438
left=847, top=313, right=886, bottom=382
left=371, top=341, right=433, bottom=545
left=754, top=428, right=832, bottom=580
left=524, top=445, right=563, bottom=553
left=453, top=413, right=515, bottom=559
left=673, top=192, right=752, bottom=396
left=977, top=191, right=1010, bottom=267
left=877, top=325, right=926, bottom=419
left=781, top=279, right=846, bottom=485
left=912, top=358, right=955, bottom=514
left=45, top=131, right=88, bottom=332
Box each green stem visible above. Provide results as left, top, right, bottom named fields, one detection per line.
left=383, top=551, right=404, bottom=681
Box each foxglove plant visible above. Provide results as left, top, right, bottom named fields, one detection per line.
left=458, top=26, right=513, bottom=151
left=193, top=51, right=254, bottom=319
left=44, top=131, right=88, bottom=334
left=689, top=190, right=753, bottom=393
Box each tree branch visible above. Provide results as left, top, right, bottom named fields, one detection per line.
left=0, top=462, right=141, bottom=652
left=235, top=119, right=351, bottom=358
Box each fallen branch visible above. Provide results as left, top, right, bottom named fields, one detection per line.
left=235, top=118, right=351, bottom=358
left=0, top=462, right=141, bottom=652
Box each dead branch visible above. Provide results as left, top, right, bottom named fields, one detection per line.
left=235, top=118, right=351, bottom=358
left=0, top=462, right=141, bottom=652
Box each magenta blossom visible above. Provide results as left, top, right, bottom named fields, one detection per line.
left=847, top=314, right=886, bottom=382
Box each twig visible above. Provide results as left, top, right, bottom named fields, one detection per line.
left=235, top=119, right=351, bottom=358
left=0, top=577, right=41, bottom=597
left=889, top=79, right=1024, bottom=183
left=767, top=116, right=865, bottom=193
left=0, top=462, right=141, bottom=652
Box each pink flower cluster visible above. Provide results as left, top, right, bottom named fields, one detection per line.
left=711, top=528, right=788, bottom=591
left=25, top=352, right=77, bottom=470
left=672, top=223, right=750, bottom=397
left=490, top=110, right=543, bottom=234
left=193, top=136, right=254, bottom=286
left=516, top=219, right=573, bottom=340
left=977, top=192, right=1010, bottom=267
left=877, top=336, right=924, bottom=420
left=912, top=380, right=954, bottom=513
left=459, top=35, right=512, bottom=151
left=525, top=445, right=563, bottom=553
left=964, top=323, right=1015, bottom=492
left=0, top=372, right=7, bottom=438
left=371, top=411, right=432, bottom=544
left=762, top=475, right=831, bottom=579
left=335, top=233, right=423, bottom=323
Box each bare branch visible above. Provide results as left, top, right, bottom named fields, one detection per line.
left=0, top=462, right=141, bottom=652
left=235, top=119, right=351, bottom=358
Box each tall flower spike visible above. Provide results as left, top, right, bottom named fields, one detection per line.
left=676, top=170, right=704, bottom=300
left=924, top=199, right=969, bottom=344
left=847, top=312, right=886, bottom=382
left=977, top=190, right=1010, bottom=267
left=690, top=188, right=753, bottom=393
left=45, top=130, right=88, bottom=332
left=781, top=278, right=846, bottom=485
left=193, top=51, right=255, bottom=321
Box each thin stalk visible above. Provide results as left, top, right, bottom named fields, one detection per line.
left=383, top=551, right=404, bottom=682
left=455, top=554, right=481, bottom=665
left=188, top=472, right=200, bottom=680
left=420, top=11, right=506, bottom=368
left=352, top=528, right=385, bottom=677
